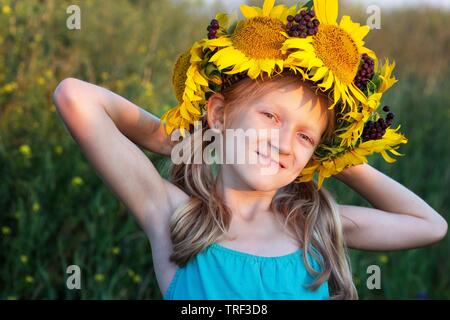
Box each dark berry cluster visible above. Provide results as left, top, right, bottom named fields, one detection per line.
left=285, top=10, right=320, bottom=38
left=354, top=53, right=375, bottom=91
left=362, top=105, right=396, bottom=141
left=207, top=19, right=220, bottom=39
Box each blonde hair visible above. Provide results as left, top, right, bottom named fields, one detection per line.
left=167, top=71, right=358, bottom=299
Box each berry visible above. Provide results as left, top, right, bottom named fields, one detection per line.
left=362, top=115, right=391, bottom=142
left=383, top=105, right=390, bottom=112
left=286, top=9, right=320, bottom=38
left=207, top=19, right=221, bottom=39
left=354, top=54, right=375, bottom=90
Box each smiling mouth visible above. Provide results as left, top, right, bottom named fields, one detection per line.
left=255, top=151, right=285, bottom=169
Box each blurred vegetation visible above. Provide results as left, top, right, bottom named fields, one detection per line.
left=0, top=0, right=448, bottom=299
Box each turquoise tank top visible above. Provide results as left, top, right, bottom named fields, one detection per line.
left=164, top=242, right=329, bottom=300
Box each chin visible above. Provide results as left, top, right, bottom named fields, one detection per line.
left=233, top=164, right=291, bottom=192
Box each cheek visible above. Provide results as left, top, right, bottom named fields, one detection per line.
left=291, top=147, right=315, bottom=172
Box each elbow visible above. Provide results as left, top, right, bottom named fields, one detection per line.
left=429, top=215, right=448, bottom=243
left=52, top=77, right=80, bottom=111
left=437, top=218, right=448, bottom=240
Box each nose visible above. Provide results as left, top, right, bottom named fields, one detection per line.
left=269, top=125, right=293, bottom=156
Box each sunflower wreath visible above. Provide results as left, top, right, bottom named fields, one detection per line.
left=160, top=0, right=408, bottom=188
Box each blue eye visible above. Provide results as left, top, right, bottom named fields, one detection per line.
left=298, top=133, right=313, bottom=144
left=263, top=112, right=275, bottom=120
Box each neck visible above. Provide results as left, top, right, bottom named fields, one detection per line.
left=216, top=169, right=277, bottom=224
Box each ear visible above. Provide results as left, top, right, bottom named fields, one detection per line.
left=206, top=93, right=225, bottom=130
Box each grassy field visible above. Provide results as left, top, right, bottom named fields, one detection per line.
left=0, top=0, right=448, bottom=299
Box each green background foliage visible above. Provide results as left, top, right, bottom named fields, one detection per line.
left=0, top=0, right=448, bottom=299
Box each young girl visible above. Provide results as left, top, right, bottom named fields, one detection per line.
left=52, top=0, right=447, bottom=300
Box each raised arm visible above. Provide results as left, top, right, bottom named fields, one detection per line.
left=335, top=163, right=447, bottom=251
left=52, top=77, right=189, bottom=239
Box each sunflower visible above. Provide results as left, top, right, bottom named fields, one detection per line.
left=161, top=40, right=211, bottom=136
left=281, top=0, right=376, bottom=113
left=203, top=0, right=297, bottom=79
left=298, top=125, right=408, bottom=188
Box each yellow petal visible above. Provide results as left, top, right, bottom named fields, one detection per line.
left=240, top=4, right=260, bottom=19
left=339, top=15, right=369, bottom=41
left=237, top=59, right=254, bottom=73
left=184, top=100, right=202, bottom=115
left=270, top=5, right=287, bottom=19
left=314, top=0, right=338, bottom=25
left=193, top=70, right=209, bottom=87
left=206, top=37, right=232, bottom=48
left=263, top=0, right=275, bottom=16
left=388, top=148, right=404, bottom=156
left=348, top=82, right=368, bottom=105
left=310, top=66, right=328, bottom=82
left=210, top=47, right=246, bottom=70
left=179, top=104, right=192, bottom=121
left=380, top=150, right=396, bottom=163
left=247, top=61, right=261, bottom=79
left=318, top=71, right=334, bottom=90
left=275, top=59, right=284, bottom=71
left=289, top=50, right=317, bottom=61
left=259, top=59, right=276, bottom=74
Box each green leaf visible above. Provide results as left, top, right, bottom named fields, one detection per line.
left=227, top=20, right=239, bottom=35
left=299, top=0, right=314, bottom=10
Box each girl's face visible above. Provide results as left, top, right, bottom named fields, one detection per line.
left=219, top=82, right=330, bottom=192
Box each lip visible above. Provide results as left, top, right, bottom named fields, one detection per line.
left=256, top=151, right=286, bottom=169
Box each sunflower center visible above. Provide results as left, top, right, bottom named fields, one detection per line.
left=172, top=50, right=191, bottom=102
left=231, top=16, right=287, bottom=60
left=313, top=24, right=360, bottom=85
